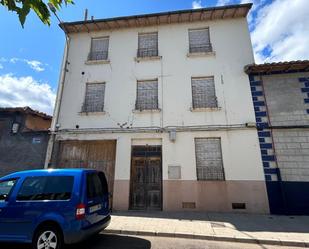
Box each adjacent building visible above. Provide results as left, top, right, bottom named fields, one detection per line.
left=245, top=61, right=309, bottom=214
left=46, top=3, right=270, bottom=213
left=0, top=107, right=52, bottom=176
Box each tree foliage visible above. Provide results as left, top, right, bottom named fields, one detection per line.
left=0, top=0, right=73, bottom=27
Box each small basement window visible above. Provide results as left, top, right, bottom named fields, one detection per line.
left=232, top=203, right=246, bottom=210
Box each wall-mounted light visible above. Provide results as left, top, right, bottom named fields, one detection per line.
left=168, top=128, right=176, bottom=142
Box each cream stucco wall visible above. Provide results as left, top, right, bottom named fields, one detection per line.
left=58, top=18, right=255, bottom=130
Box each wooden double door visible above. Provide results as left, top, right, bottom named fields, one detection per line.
left=130, top=146, right=162, bottom=210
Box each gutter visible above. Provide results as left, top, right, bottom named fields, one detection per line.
left=44, top=30, right=70, bottom=168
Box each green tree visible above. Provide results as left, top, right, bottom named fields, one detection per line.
left=0, top=0, right=73, bottom=27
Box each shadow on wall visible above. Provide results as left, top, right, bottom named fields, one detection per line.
left=0, top=234, right=151, bottom=249
left=112, top=211, right=309, bottom=234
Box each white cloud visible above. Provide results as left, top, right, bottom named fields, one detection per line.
left=9, top=57, right=45, bottom=72
left=25, top=60, right=45, bottom=72
left=216, top=0, right=232, bottom=6
left=192, top=0, right=203, bottom=9
left=0, top=64, right=3, bottom=70
left=0, top=74, right=56, bottom=115
left=251, top=0, right=309, bottom=63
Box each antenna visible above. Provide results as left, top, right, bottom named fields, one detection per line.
left=84, top=9, right=88, bottom=21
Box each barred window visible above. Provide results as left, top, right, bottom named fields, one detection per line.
left=189, top=28, right=212, bottom=53
left=82, top=83, right=105, bottom=112
left=138, top=32, right=158, bottom=57
left=136, top=80, right=158, bottom=110
left=195, top=138, right=224, bottom=181
left=192, top=77, right=217, bottom=108
left=88, top=37, right=109, bottom=61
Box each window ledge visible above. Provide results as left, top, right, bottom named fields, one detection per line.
left=133, top=109, right=161, bottom=114
left=85, top=59, right=110, bottom=65
left=187, top=51, right=216, bottom=58
left=79, top=111, right=106, bottom=116
left=190, top=107, right=221, bottom=112
left=135, top=56, right=162, bottom=62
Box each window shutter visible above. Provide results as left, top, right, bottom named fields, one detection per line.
left=195, top=138, right=224, bottom=180
left=83, top=83, right=105, bottom=112
left=136, top=80, right=158, bottom=110
left=138, top=33, right=158, bottom=57
left=189, top=28, right=211, bottom=53
left=89, top=37, right=109, bottom=60
left=192, top=77, right=217, bottom=108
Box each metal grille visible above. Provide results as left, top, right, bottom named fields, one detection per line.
left=138, top=32, right=158, bottom=57
left=82, top=83, right=105, bottom=112
left=88, top=37, right=109, bottom=60
left=189, top=28, right=212, bottom=53
left=136, top=80, right=158, bottom=110
left=195, top=138, right=225, bottom=180
left=192, top=77, right=217, bottom=108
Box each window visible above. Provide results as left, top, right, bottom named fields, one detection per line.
left=87, top=172, right=108, bottom=199
left=191, top=77, right=217, bottom=109
left=135, top=80, right=158, bottom=110
left=0, top=179, right=17, bottom=202
left=137, top=32, right=158, bottom=57
left=195, top=138, right=224, bottom=180
left=189, top=28, right=212, bottom=53
left=17, top=176, right=74, bottom=201
left=88, top=37, right=109, bottom=61
left=82, top=83, right=105, bottom=112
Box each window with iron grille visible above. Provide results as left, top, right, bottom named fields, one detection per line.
left=82, top=83, right=105, bottom=112
left=137, top=32, right=158, bottom=57
left=189, top=28, right=212, bottom=53
left=135, top=80, right=158, bottom=110
left=191, top=77, right=217, bottom=109
left=88, top=37, right=109, bottom=61
left=195, top=138, right=225, bottom=181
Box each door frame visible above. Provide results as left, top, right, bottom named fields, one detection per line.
left=129, top=145, right=163, bottom=211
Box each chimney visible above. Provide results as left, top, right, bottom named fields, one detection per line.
left=84, top=9, right=88, bottom=21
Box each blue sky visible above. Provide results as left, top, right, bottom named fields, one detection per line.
left=0, top=0, right=308, bottom=114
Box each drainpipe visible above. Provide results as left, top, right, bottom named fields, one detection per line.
left=44, top=31, right=70, bottom=168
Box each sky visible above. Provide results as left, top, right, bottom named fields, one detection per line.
left=0, top=0, right=308, bottom=115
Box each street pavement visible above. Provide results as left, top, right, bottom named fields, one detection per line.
left=0, top=234, right=306, bottom=249
left=106, top=211, right=309, bottom=247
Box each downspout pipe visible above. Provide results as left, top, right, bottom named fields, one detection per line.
left=44, top=29, right=70, bottom=168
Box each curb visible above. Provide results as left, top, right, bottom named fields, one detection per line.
left=104, top=229, right=308, bottom=247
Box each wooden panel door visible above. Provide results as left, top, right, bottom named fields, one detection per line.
left=130, top=153, right=162, bottom=210
left=56, top=140, right=116, bottom=208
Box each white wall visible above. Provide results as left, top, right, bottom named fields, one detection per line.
left=56, top=128, right=265, bottom=181
left=58, top=18, right=255, bottom=130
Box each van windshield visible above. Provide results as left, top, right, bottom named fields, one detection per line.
left=87, top=172, right=108, bottom=199
left=0, top=179, right=17, bottom=202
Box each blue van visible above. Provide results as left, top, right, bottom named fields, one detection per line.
left=0, top=168, right=111, bottom=249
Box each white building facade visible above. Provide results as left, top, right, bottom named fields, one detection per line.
left=47, top=3, right=269, bottom=213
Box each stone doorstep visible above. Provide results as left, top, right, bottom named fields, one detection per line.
left=103, top=229, right=309, bottom=248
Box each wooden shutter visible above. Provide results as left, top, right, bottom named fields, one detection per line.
left=195, top=138, right=224, bottom=180
left=83, top=83, right=105, bottom=112
left=189, top=28, right=211, bottom=53
left=90, top=37, right=109, bottom=60
left=192, top=77, right=217, bottom=108
left=138, top=33, right=158, bottom=57
left=136, top=80, right=158, bottom=110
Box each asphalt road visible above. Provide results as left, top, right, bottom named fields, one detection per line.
left=0, top=234, right=304, bottom=249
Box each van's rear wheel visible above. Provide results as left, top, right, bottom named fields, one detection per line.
left=33, top=225, right=63, bottom=249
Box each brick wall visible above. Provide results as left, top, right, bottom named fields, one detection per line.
left=273, top=129, right=309, bottom=182
left=263, top=74, right=309, bottom=126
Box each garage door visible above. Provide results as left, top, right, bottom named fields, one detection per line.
left=56, top=140, right=116, bottom=208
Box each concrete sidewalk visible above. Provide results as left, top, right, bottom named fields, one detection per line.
left=104, top=211, right=309, bottom=247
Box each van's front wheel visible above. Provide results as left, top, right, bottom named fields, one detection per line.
left=33, top=225, right=63, bottom=249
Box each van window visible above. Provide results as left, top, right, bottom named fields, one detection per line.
left=87, top=172, right=108, bottom=199
left=17, top=176, right=74, bottom=201
left=0, top=179, right=17, bottom=202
